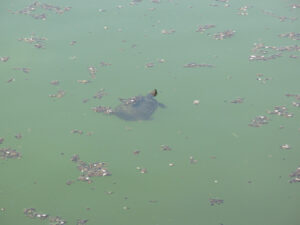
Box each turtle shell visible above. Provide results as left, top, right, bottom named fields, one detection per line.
left=113, top=94, right=161, bottom=121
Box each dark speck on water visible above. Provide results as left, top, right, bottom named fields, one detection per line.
left=209, top=198, right=224, bottom=206
left=15, top=133, right=22, bottom=139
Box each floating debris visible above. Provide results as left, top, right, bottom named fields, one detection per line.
left=86, top=132, right=93, bottom=136
left=130, top=0, right=143, bottom=5
left=290, top=4, right=300, bottom=9
left=280, top=144, right=291, bottom=150
left=93, top=89, right=107, bottom=100
left=248, top=115, right=269, bottom=127
left=15, top=133, right=22, bottom=139
left=11, top=2, right=71, bottom=21
left=168, top=163, right=175, bottom=167
left=289, top=54, right=299, bottom=59
left=196, top=24, right=215, bottom=33
left=161, top=145, right=172, bottom=151
left=71, top=129, right=83, bottom=135
left=0, top=147, right=21, bottom=159
left=136, top=166, right=147, bottom=174
left=77, top=219, right=88, bottom=225
left=92, top=106, right=113, bottom=114
left=65, top=180, right=74, bottom=185
left=70, top=154, right=111, bottom=183
left=0, top=56, right=9, bottom=62
left=71, top=154, right=80, bottom=162
left=289, top=166, right=300, bottom=183
left=285, top=94, right=300, bottom=107
left=18, top=34, right=47, bottom=49
left=267, top=106, right=293, bottom=118
left=213, top=30, right=235, bottom=40
left=262, top=10, right=297, bottom=22
left=193, top=99, right=200, bottom=105
left=88, top=66, right=97, bottom=79
left=189, top=156, right=198, bottom=164
left=14, top=67, right=31, bottom=74
left=70, top=40, right=77, bottom=46
left=249, top=43, right=278, bottom=61
left=161, top=29, right=176, bottom=35
left=256, top=73, right=272, bottom=84
left=49, top=216, right=67, bottom=225
left=210, top=0, right=230, bottom=7
left=278, top=32, right=300, bottom=41
left=93, top=89, right=107, bottom=99
left=277, top=45, right=300, bottom=52
left=7, top=77, right=15, bottom=83
left=285, top=94, right=300, bottom=100
left=209, top=198, right=224, bottom=206
left=216, top=0, right=229, bottom=5
left=0, top=138, right=4, bottom=144
left=249, top=53, right=281, bottom=61
left=24, top=208, right=48, bottom=220
left=230, top=97, right=244, bottom=104
left=133, top=150, right=140, bottom=155
left=69, top=56, right=77, bottom=60
left=249, top=43, right=300, bottom=61
left=50, top=80, right=59, bottom=85
left=77, top=80, right=91, bottom=84
left=145, top=62, right=154, bottom=68
left=99, top=61, right=112, bottom=66
left=183, top=63, right=214, bottom=68
left=49, top=90, right=65, bottom=99
left=238, top=6, right=251, bottom=16
left=82, top=99, right=89, bottom=103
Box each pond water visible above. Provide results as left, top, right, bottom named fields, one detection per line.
left=0, top=0, right=299, bottom=225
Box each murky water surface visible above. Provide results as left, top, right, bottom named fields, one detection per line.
left=1, top=0, right=300, bottom=225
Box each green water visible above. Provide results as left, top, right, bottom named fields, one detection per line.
left=1, top=0, right=300, bottom=225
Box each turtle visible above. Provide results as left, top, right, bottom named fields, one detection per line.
left=92, top=89, right=165, bottom=121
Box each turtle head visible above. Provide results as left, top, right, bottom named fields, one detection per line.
left=150, top=89, right=158, bottom=97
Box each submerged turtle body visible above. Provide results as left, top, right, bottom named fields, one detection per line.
left=92, top=89, right=164, bottom=121
left=114, top=93, right=162, bottom=121
left=114, top=89, right=165, bottom=121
